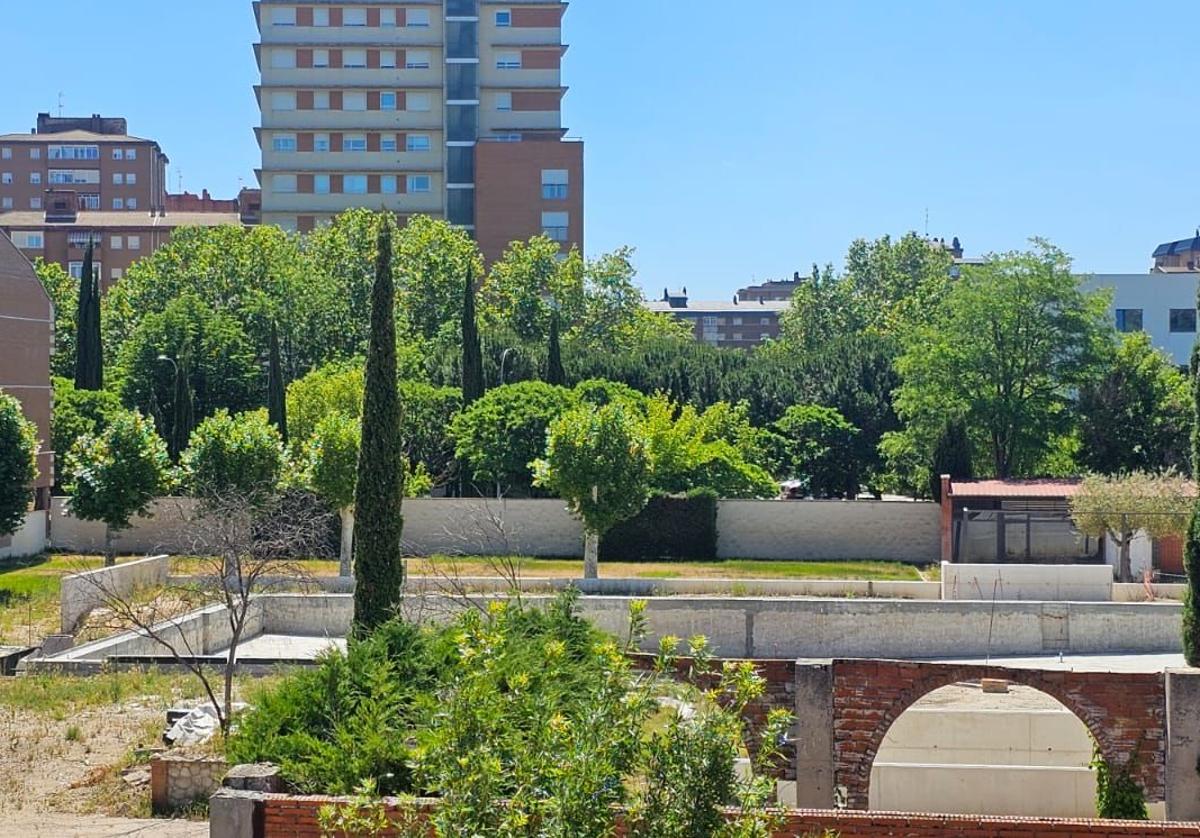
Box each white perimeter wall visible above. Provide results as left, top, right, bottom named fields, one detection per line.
left=60, top=554, right=170, bottom=633
left=0, top=510, right=46, bottom=559
left=942, top=563, right=1115, bottom=602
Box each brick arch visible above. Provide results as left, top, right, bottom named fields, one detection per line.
left=831, top=660, right=1165, bottom=811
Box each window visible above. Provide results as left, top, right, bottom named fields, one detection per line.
left=344, top=174, right=368, bottom=194
left=407, top=134, right=431, bottom=152
left=127, top=172, right=136, bottom=185
left=496, top=52, right=521, bottom=70
left=407, top=9, right=430, bottom=27
left=0, top=148, right=9, bottom=159
left=112, top=198, right=124, bottom=209
left=406, top=51, right=431, bottom=69
left=380, top=8, right=396, bottom=26
left=343, top=7, right=367, bottom=26
left=314, top=91, right=331, bottom=110
left=69, top=261, right=102, bottom=280
left=542, top=211, right=569, bottom=241
left=271, top=49, right=296, bottom=69
left=496, top=10, right=512, bottom=27
left=110, top=236, right=123, bottom=250
left=381, top=175, right=398, bottom=194
left=315, top=133, right=331, bottom=152
left=29, top=172, right=41, bottom=185
left=29, top=148, right=40, bottom=160
left=760, top=317, right=771, bottom=325
left=79, top=194, right=99, bottom=210
left=344, top=49, right=367, bottom=68
left=271, top=91, right=297, bottom=111
left=273, top=134, right=298, bottom=152
left=29, top=197, right=41, bottom=209
left=407, top=174, right=431, bottom=193
left=313, top=49, right=330, bottom=68
left=344, top=91, right=367, bottom=111
left=702, top=316, right=718, bottom=326
left=492, top=132, right=521, bottom=142
left=1115, top=309, right=1143, bottom=332
left=48, top=144, right=99, bottom=160
left=381, top=50, right=397, bottom=69
left=127, top=197, right=137, bottom=209
left=12, top=232, right=43, bottom=249
left=732, top=317, right=743, bottom=326
left=112, top=148, right=124, bottom=160
left=1, top=198, right=11, bottom=210
left=272, top=174, right=298, bottom=193
left=343, top=134, right=368, bottom=152
left=126, top=149, right=136, bottom=160
left=270, top=6, right=296, bottom=25
left=111, top=268, right=123, bottom=280
left=127, top=236, right=140, bottom=250
left=0, top=173, right=10, bottom=184
left=408, top=93, right=431, bottom=112
left=314, top=174, right=331, bottom=194
left=1170, top=308, right=1197, bottom=333
left=495, top=92, right=512, bottom=111
left=113, top=173, right=124, bottom=185
left=541, top=169, right=568, bottom=200
left=49, top=169, right=100, bottom=184
left=381, top=92, right=398, bottom=111
left=381, top=134, right=398, bottom=152
left=313, top=6, right=329, bottom=26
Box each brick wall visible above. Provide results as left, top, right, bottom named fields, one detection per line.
left=832, top=660, right=1166, bottom=810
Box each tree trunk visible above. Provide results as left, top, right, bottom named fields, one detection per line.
left=222, top=625, right=242, bottom=737
left=1118, top=535, right=1133, bottom=583
left=103, top=526, right=114, bottom=567
left=583, top=531, right=599, bottom=580
left=339, top=507, right=355, bottom=578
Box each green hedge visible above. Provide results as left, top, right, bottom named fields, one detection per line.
left=600, top=490, right=718, bottom=562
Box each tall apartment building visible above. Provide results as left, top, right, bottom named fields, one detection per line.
left=645, top=289, right=788, bottom=350
left=253, top=1, right=583, bottom=261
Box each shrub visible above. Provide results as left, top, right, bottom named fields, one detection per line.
left=1092, top=745, right=1148, bottom=820
left=180, top=409, right=285, bottom=502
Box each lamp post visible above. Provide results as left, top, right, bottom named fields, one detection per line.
left=499, top=347, right=518, bottom=386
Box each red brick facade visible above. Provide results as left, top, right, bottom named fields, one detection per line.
left=832, top=660, right=1166, bottom=810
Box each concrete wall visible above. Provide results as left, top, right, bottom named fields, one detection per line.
left=871, top=763, right=1097, bottom=818
left=0, top=510, right=46, bottom=559
left=59, top=554, right=170, bottom=633
left=400, top=498, right=583, bottom=557
left=1166, top=668, right=1200, bottom=820
left=716, top=500, right=940, bottom=562
left=941, top=563, right=1114, bottom=602
left=50, top=496, right=203, bottom=554
left=1104, top=530, right=1154, bottom=579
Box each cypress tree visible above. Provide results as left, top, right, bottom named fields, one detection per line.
left=74, top=239, right=102, bottom=390
left=461, top=266, right=484, bottom=405
left=267, top=321, right=288, bottom=445
left=546, top=310, right=565, bottom=386
left=930, top=419, right=973, bottom=502
left=352, top=215, right=404, bottom=633
left=169, top=340, right=195, bottom=462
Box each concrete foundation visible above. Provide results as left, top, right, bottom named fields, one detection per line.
left=1166, top=668, right=1200, bottom=820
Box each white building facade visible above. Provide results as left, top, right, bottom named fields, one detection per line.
left=1079, top=273, right=1197, bottom=365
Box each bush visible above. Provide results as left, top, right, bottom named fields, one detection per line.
left=1092, top=745, right=1148, bottom=820
left=180, top=409, right=285, bottom=502
left=601, top=490, right=718, bottom=562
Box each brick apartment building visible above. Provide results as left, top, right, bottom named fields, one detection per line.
left=253, top=0, right=583, bottom=261
left=645, top=288, right=788, bottom=350
left=0, top=113, right=255, bottom=288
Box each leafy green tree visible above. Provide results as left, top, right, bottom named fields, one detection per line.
left=890, top=241, right=1111, bottom=479
left=169, top=340, right=196, bottom=463
left=180, top=409, right=285, bottom=503
left=930, top=419, right=974, bottom=502
left=771, top=405, right=860, bottom=498
left=116, top=293, right=260, bottom=449
left=285, top=360, right=364, bottom=449
left=74, top=239, right=103, bottom=390
left=35, top=259, right=78, bottom=379
left=535, top=403, right=652, bottom=577
left=398, top=381, right=461, bottom=487
left=1078, top=332, right=1191, bottom=475
left=306, top=413, right=360, bottom=576
left=0, top=392, right=38, bottom=536
left=482, top=236, right=585, bottom=341
left=353, top=217, right=405, bottom=633
left=461, top=267, right=484, bottom=405
left=451, top=381, right=577, bottom=497
left=50, top=377, right=123, bottom=494
left=394, top=215, right=483, bottom=340
left=267, top=321, right=288, bottom=445
left=66, top=410, right=169, bottom=565
left=1070, top=471, right=1193, bottom=582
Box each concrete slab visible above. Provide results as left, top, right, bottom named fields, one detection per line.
left=926, top=652, right=1187, bottom=673
left=221, top=633, right=345, bottom=661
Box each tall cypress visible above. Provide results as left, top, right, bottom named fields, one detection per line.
left=170, top=340, right=195, bottom=462
left=546, top=310, right=565, bottom=386
left=461, top=266, right=484, bottom=404
left=267, top=321, right=288, bottom=445
left=74, top=239, right=102, bottom=390
left=352, top=215, right=404, bottom=633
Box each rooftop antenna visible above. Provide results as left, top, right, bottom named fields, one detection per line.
left=924, top=207, right=930, bottom=236
left=56, top=92, right=64, bottom=117
left=177, top=169, right=183, bottom=193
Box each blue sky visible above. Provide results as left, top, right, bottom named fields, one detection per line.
left=3, top=1, right=1198, bottom=298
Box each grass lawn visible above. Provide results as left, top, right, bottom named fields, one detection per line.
left=405, top=556, right=929, bottom=581
left=0, top=554, right=113, bottom=646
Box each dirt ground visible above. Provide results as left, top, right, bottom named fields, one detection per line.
left=0, top=814, right=207, bottom=836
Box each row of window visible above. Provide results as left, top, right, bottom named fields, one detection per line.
left=696, top=315, right=776, bottom=326
left=272, top=173, right=433, bottom=194
left=0, top=145, right=139, bottom=161
left=272, top=133, right=432, bottom=152
left=270, top=90, right=432, bottom=112
left=11, top=233, right=141, bottom=251
left=70, top=264, right=130, bottom=282
left=1, top=195, right=140, bottom=211
left=2, top=170, right=139, bottom=186
left=1116, top=307, right=1198, bottom=334
left=269, top=48, right=525, bottom=71
left=701, top=333, right=774, bottom=344
left=269, top=7, right=515, bottom=28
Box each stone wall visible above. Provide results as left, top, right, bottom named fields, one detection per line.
left=59, top=554, right=170, bottom=633
left=150, top=754, right=226, bottom=814
left=715, top=499, right=940, bottom=562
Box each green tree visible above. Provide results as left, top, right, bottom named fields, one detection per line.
left=394, top=215, right=482, bottom=340
left=461, top=267, right=484, bottom=405
left=180, top=410, right=285, bottom=504
left=286, top=360, right=364, bottom=449
left=35, top=259, right=78, bottom=379
left=1184, top=501, right=1200, bottom=666
left=353, top=217, right=405, bottom=633
left=890, top=241, right=1110, bottom=478
left=546, top=310, right=566, bottom=386
left=929, top=419, right=974, bottom=502
left=770, top=404, right=860, bottom=498
left=65, top=410, right=169, bottom=565
left=0, top=393, right=38, bottom=537
left=535, top=403, right=652, bottom=578
left=1069, top=471, right=1192, bottom=582
left=74, top=239, right=103, bottom=390
left=50, top=377, right=123, bottom=494
left=169, top=340, right=196, bottom=463
left=451, top=381, right=577, bottom=497
left=267, top=321, right=289, bottom=445
left=398, top=381, right=462, bottom=487
left=1078, top=332, right=1191, bottom=475
left=482, top=236, right=585, bottom=341
left=306, top=413, right=360, bottom=576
